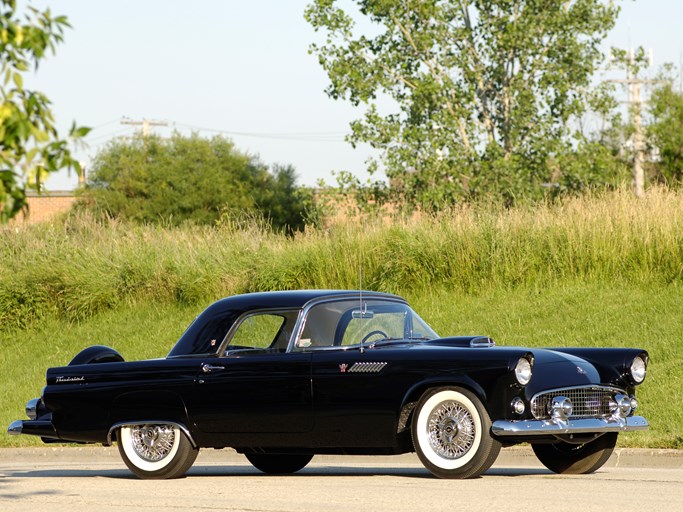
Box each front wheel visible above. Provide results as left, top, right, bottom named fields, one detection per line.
left=532, top=432, right=617, bottom=474
left=412, top=387, right=500, bottom=479
left=117, top=424, right=198, bottom=479
left=245, top=453, right=313, bottom=474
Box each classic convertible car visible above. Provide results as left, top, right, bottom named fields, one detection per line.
left=9, top=290, right=648, bottom=479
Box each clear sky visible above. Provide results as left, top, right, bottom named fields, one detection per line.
left=23, top=0, right=683, bottom=190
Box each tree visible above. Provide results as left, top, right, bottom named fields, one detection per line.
left=306, top=0, right=622, bottom=208
left=80, top=132, right=311, bottom=232
left=0, top=0, right=87, bottom=223
left=258, top=163, right=316, bottom=234
left=648, top=81, right=683, bottom=186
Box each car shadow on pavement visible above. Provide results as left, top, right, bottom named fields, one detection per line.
left=1, top=465, right=552, bottom=480
left=1, top=468, right=132, bottom=479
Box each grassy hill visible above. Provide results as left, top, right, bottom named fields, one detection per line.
left=1, top=188, right=681, bottom=448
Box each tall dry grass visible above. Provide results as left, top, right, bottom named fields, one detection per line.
left=1, top=187, right=681, bottom=330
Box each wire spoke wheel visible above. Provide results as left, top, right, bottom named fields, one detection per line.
left=129, top=424, right=176, bottom=462
left=427, top=400, right=476, bottom=459
left=412, top=387, right=500, bottom=479
left=118, top=423, right=198, bottom=479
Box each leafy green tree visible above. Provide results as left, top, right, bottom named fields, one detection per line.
left=306, top=0, right=622, bottom=208
left=648, top=81, right=683, bottom=185
left=258, top=163, right=316, bottom=234
left=80, top=132, right=310, bottom=232
left=0, top=0, right=88, bottom=222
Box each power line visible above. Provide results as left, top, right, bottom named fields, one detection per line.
left=87, top=119, right=121, bottom=131
left=83, top=117, right=349, bottom=146
left=86, top=127, right=136, bottom=144
left=174, top=122, right=347, bottom=142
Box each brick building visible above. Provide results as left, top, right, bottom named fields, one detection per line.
left=9, top=190, right=78, bottom=225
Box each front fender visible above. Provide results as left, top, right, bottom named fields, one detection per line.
left=397, top=375, right=489, bottom=433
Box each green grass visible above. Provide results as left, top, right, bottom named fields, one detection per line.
left=1, top=187, right=681, bottom=448
left=408, top=282, right=683, bottom=449
left=1, top=282, right=680, bottom=448
left=0, top=302, right=198, bottom=447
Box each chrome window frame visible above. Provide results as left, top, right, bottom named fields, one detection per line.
left=216, top=308, right=302, bottom=356
left=288, top=294, right=413, bottom=352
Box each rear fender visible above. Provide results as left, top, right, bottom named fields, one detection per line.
left=69, top=346, right=124, bottom=366
left=109, top=391, right=191, bottom=442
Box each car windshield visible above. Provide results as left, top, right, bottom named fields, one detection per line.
left=295, top=299, right=438, bottom=349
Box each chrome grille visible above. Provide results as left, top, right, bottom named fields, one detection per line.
left=530, top=386, right=624, bottom=420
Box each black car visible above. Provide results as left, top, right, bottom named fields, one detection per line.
left=8, top=290, right=649, bottom=479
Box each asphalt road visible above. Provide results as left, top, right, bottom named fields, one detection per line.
left=1, top=446, right=682, bottom=512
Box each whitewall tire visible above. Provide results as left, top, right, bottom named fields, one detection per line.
left=117, top=424, right=198, bottom=479
left=412, top=387, right=500, bottom=479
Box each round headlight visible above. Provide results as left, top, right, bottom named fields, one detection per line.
left=630, top=355, right=647, bottom=384
left=514, top=357, right=533, bottom=386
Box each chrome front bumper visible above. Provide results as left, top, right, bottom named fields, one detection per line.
left=491, top=415, right=649, bottom=437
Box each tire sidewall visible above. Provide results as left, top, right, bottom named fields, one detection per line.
left=412, top=386, right=496, bottom=478
left=245, top=453, right=314, bottom=474
left=531, top=432, right=618, bottom=474
left=118, top=425, right=195, bottom=478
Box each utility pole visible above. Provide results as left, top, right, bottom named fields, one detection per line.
left=606, top=50, right=662, bottom=197
left=120, top=117, right=169, bottom=136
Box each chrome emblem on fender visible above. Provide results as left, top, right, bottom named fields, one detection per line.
left=55, top=376, right=85, bottom=383
left=339, top=363, right=348, bottom=373
left=576, top=366, right=587, bottom=375
left=348, top=362, right=388, bottom=373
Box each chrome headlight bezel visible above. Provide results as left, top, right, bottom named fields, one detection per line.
left=629, top=354, right=647, bottom=384
left=514, top=356, right=533, bottom=386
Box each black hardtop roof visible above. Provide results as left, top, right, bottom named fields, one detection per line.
left=209, top=290, right=405, bottom=312
left=168, top=290, right=407, bottom=357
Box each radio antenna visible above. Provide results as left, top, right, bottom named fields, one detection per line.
left=359, top=263, right=364, bottom=354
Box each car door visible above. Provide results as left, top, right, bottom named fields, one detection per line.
left=187, top=311, right=313, bottom=434
left=311, top=348, right=406, bottom=447
left=301, top=299, right=416, bottom=446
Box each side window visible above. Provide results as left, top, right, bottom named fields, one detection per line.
left=227, top=314, right=287, bottom=353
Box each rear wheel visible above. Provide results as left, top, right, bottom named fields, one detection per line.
left=412, top=387, right=500, bottom=479
left=117, top=424, right=198, bottom=479
left=245, top=453, right=313, bottom=474
left=532, top=432, right=617, bottom=474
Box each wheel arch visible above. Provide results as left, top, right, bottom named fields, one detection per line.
left=107, top=420, right=197, bottom=448
left=108, top=390, right=195, bottom=446
left=397, top=376, right=490, bottom=433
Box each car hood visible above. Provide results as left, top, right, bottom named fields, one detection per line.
left=523, top=348, right=603, bottom=395
left=410, top=337, right=607, bottom=393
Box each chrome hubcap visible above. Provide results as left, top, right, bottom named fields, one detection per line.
left=427, top=401, right=475, bottom=459
left=130, top=424, right=176, bottom=462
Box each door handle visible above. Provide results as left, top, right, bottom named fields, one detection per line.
left=201, top=363, right=225, bottom=374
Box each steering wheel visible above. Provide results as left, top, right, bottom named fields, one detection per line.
left=361, top=330, right=389, bottom=343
